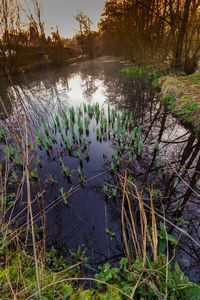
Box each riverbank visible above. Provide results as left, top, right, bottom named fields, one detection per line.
left=0, top=48, right=85, bottom=77
left=159, top=73, right=200, bottom=132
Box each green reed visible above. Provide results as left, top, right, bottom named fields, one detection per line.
left=60, top=187, right=68, bottom=205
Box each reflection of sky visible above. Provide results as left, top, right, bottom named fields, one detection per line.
left=67, top=76, right=106, bottom=107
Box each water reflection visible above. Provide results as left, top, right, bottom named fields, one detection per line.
left=0, top=57, right=200, bottom=282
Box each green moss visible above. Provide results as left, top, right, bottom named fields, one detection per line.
left=161, top=93, right=177, bottom=110
left=159, top=73, right=200, bottom=128
left=187, top=72, right=200, bottom=84
left=178, top=102, right=198, bottom=116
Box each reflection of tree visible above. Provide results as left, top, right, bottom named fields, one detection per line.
left=0, top=65, right=81, bottom=125
left=80, top=72, right=98, bottom=101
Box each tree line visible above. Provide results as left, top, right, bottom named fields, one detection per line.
left=0, top=0, right=80, bottom=73
left=96, top=0, right=200, bottom=73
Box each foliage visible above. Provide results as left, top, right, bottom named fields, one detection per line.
left=74, top=11, right=98, bottom=59
left=161, top=93, right=177, bottom=111
left=95, top=256, right=200, bottom=299
left=99, top=0, right=200, bottom=73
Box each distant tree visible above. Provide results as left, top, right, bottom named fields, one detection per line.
left=74, top=11, right=98, bottom=59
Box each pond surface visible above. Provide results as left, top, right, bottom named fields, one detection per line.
left=0, top=57, right=200, bottom=283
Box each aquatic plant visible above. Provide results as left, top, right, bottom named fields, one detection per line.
left=83, top=103, right=87, bottom=113
left=63, top=135, right=70, bottom=151
left=88, top=104, right=93, bottom=118
left=78, top=107, right=83, bottom=116
left=62, top=111, right=68, bottom=129
left=95, top=103, right=100, bottom=120
left=0, top=129, right=5, bottom=141
left=100, top=114, right=104, bottom=132
left=173, top=178, right=179, bottom=188
left=69, top=107, right=75, bottom=122
left=110, top=161, right=114, bottom=171
left=115, top=155, right=120, bottom=168
left=111, top=109, right=115, bottom=126
left=84, top=117, right=89, bottom=133
left=117, top=125, right=121, bottom=140
left=48, top=131, right=55, bottom=143
left=46, top=175, right=57, bottom=185
left=113, top=124, right=116, bottom=137
left=108, top=104, right=111, bottom=124
left=77, top=114, right=83, bottom=135
left=112, top=188, right=117, bottom=198
left=117, top=143, right=121, bottom=155
left=60, top=158, right=71, bottom=178
left=106, top=228, right=116, bottom=240
left=99, top=131, right=102, bottom=142
left=121, top=111, right=125, bottom=125
left=128, top=151, right=132, bottom=163
left=60, top=187, right=68, bottom=206
left=36, top=155, right=42, bottom=167
left=78, top=166, right=85, bottom=183
left=3, top=145, right=15, bottom=161
left=43, top=121, right=49, bottom=136
left=70, top=118, right=75, bottom=138
left=129, top=112, right=133, bottom=126
left=36, top=128, right=42, bottom=140
left=154, top=140, right=160, bottom=150
left=83, top=139, right=87, bottom=149
left=76, top=148, right=82, bottom=161
left=96, top=128, right=100, bottom=140
left=104, top=117, right=107, bottom=133
left=30, top=169, right=38, bottom=180
left=36, top=136, right=42, bottom=149
left=108, top=122, right=110, bottom=134
left=55, top=115, right=62, bottom=132
left=123, top=127, right=126, bottom=144
left=125, top=114, right=129, bottom=129
left=14, top=154, right=23, bottom=168
left=128, top=136, right=131, bottom=150
left=156, top=158, right=161, bottom=168
left=84, top=149, right=89, bottom=160
left=103, top=184, right=109, bottom=196
left=131, top=128, right=136, bottom=145
left=117, top=114, right=120, bottom=131
left=46, top=137, right=52, bottom=149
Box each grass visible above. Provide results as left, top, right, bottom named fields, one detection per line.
left=159, top=72, right=200, bottom=130
left=120, top=65, right=162, bottom=88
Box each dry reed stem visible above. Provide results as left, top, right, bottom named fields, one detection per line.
left=149, top=189, right=158, bottom=262
left=121, top=170, right=131, bottom=259
left=5, top=272, right=17, bottom=300
left=25, top=125, right=41, bottom=300
left=120, top=172, right=141, bottom=258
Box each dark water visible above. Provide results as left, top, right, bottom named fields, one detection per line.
left=0, top=57, right=200, bottom=282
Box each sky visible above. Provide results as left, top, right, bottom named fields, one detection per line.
left=41, top=0, right=105, bottom=38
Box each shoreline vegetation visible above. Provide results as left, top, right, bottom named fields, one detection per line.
left=121, top=64, right=200, bottom=134
left=0, top=48, right=85, bottom=77
left=159, top=73, right=200, bottom=132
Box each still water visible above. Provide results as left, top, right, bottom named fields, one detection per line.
left=0, top=57, right=200, bottom=282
